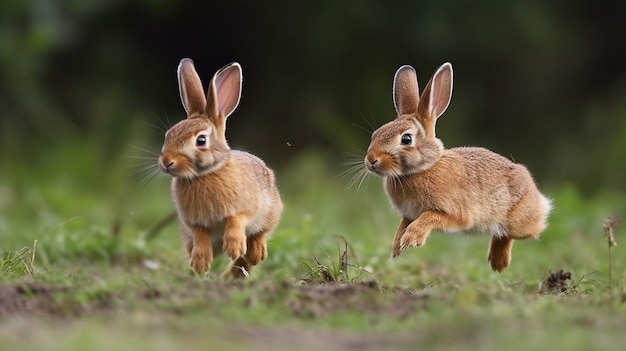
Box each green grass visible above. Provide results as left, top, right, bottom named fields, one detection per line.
left=1, top=141, right=625, bottom=351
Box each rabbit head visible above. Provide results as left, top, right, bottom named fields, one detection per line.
left=365, top=63, right=453, bottom=176
left=158, top=59, right=242, bottom=179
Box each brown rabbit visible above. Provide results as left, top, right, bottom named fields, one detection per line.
left=158, top=59, right=283, bottom=278
left=365, top=62, right=551, bottom=272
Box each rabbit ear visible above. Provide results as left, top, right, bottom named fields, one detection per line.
left=177, top=59, right=207, bottom=117
left=393, top=65, right=420, bottom=116
left=206, top=62, right=242, bottom=120
left=418, top=62, right=453, bottom=122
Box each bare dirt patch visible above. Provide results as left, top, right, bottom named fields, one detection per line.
left=287, top=281, right=428, bottom=319
left=0, top=282, right=112, bottom=317
left=0, top=279, right=426, bottom=321
left=0, top=282, right=63, bottom=316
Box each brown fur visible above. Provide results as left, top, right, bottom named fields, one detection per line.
left=366, top=63, right=551, bottom=272
left=158, top=59, right=283, bottom=277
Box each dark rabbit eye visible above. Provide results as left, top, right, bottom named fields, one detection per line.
left=401, top=133, right=413, bottom=145
left=196, top=135, right=207, bottom=146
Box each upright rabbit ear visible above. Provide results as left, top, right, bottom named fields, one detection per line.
left=177, top=59, right=207, bottom=118
left=206, top=62, right=242, bottom=120
left=418, top=62, right=453, bottom=122
left=393, top=65, right=420, bottom=116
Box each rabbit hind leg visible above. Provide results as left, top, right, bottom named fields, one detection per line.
left=487, top=235, right=514, bottom=272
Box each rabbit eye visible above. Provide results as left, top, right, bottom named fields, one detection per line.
left=400, top=133, right=413, bottom=145
left=196, top=135, right=207, bottom=146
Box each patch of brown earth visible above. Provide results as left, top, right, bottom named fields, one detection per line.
left=0, top=282, right=112, bottom=317
left=0, top=279, right=425, bottom=320
left=287, top=281, right=428, bottom=319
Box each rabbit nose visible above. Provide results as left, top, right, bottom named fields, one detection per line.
left=160, top=159, right=175, bottom=173
left=367, top=157, right=379, bottom=169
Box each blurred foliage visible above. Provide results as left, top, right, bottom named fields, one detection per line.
left=1, top=0, right=626, bottom=194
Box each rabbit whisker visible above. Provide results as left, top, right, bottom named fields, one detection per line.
left=125, top=155, right=159, bottom=161
left=141, top=120, right=168, bottom=134
left=130, top=162, right=158, bottom=176
left=360, top=111, right=379, bottom=133
left=138, top=168, right=162, bottom=188
left=355, top=168, right=370, bottom=193
left=334, top=163, right=362, bottom=183
left=147, top=110, right=174, bottom=132
left=346, top=167, right=366, bottom=189
left=129, top=145, right=161, bottom=157
left=334, top=154, right=366, bottom=180
left=338, top=161, right=365, bottom=170
left=351, top=122, right=374, bottom=135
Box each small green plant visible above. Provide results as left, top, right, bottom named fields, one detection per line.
left=1, top=240, right=37, bottom=279
left=570, top=271, right=600, bottom=294
left=299, top=237, right=372, bottom=284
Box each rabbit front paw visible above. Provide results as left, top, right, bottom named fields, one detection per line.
left=223, top=234, right=247, bottom=260
left=391, top=241, right=403, bottom=258
left=399, top=227, right=430, bottom=252
left=190, top=244, right=212, bottom=274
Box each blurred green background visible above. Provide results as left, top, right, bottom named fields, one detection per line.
left=1, top=0, right=625, bottom=227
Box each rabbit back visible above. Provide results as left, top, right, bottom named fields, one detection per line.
left=385, top=146, right=550, bottom=239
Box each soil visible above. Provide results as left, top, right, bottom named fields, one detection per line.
left=287, top=280, right=428, bottom=319
left=0, top=279, right=427, bottom=319
left=0, top=279, right=422, bottom=349
left=0, top=268, right=598, bottom=350
left=0, top=282, right=113, bottom=317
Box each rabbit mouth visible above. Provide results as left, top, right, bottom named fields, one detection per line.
left=159, top=164, right=198, bottom=179
left=158, top=155, right=199, bottom=179
left=367, top=167, right=401, bottom=178
left=365, top=158, right=401, bottom=178
left=365, top=162, right=384, bottom=176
